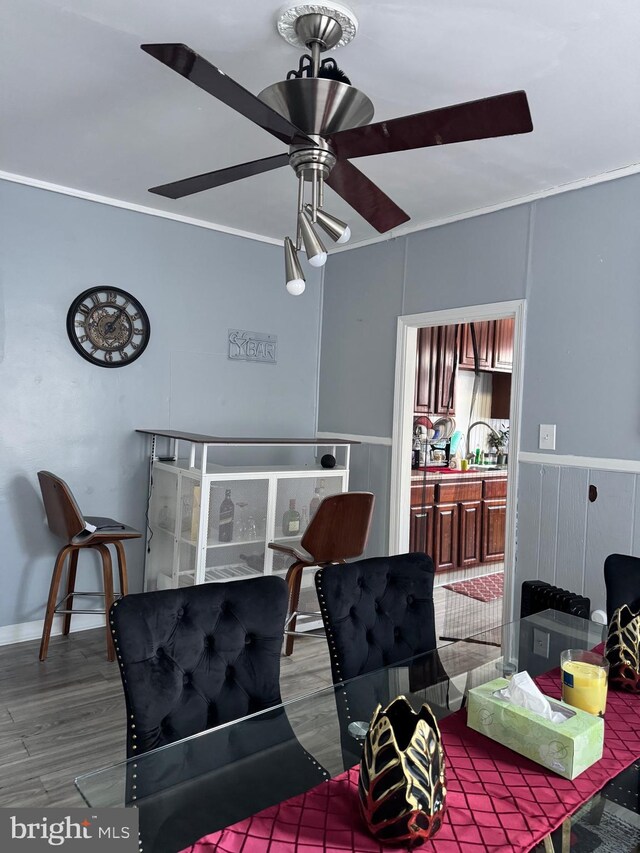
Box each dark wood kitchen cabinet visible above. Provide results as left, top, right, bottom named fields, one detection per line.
left=410, top=505, right=434, bottom=556
left=459, top=500, right=482, bottom=567
left=481, top=499, right=507, bottom=561
left=410, top=474, right=506, bottom=572
left=414, top=326, right=437, bottom=413
left=459, top=321, right=493, bottom=370
left=481, top=478, right=507, bottom=562
left=459, top=318, right=514, bottom=373
left=492, top=318, right=514, bottom=372
left=433, top=503, right=458, bottom=571
left=414, top=325, right=458, bottom=415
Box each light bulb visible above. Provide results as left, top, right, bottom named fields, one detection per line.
left=336, top=225, right=351, bottom=244
left=299, top=211, right=327, bottom=267
left=284, top=237, right=306, bottom=296
left=304, top=205, right=350, bottom=245
left=286, top=278, right=305, bottom=296
left=308, top=251, right=327, bottom=268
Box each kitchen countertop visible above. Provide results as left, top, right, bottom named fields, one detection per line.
left=412, top=465, right=508, bottom=482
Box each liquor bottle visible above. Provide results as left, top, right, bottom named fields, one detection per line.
left=309, top=486, right=321, bottom=518
left=218, top=489, right=234, bottom=542
left=282, top=498, right=301, bottom=537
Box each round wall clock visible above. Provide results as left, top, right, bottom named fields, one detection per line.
left=66, top=287, right=150, bottom=368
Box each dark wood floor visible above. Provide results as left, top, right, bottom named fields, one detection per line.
left=0, top=626, right=334, bottom=808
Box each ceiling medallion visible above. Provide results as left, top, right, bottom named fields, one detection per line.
left=276, top=2, right=358, bottom=50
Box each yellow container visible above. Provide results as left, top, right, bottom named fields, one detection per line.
left=560, top=650, right=609, bottom=717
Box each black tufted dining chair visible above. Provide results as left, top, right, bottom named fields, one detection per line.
left=109, top=576, right=328, bottom=853
left=111, top=575, right=308, bottom=755
left=315, top=552, right=449, bottom=768
left=604, top=553, right=640, bottom=623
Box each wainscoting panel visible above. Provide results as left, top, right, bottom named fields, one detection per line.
left=556, top=466, right=589, bottom=595
left=517, top=460, right=638, bottom=613
left=584, top=469, right=635, bottom=612
left=538, top=465, right=561, bottom=585
left=343, top=441, right=391, bottom=559
left=514, top=463, right=544, bottom=599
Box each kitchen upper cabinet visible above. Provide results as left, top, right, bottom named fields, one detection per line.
left=414, top=326, right=437, bottom=413
left=435, top=324, right=458, bottom=414
left=492, top=318, right=514, bottom=372
left=459, top=321, right=492, bottom=370
left=459, top=318, right=514, bottom=373
left=414, top=325, right=458, bottom=416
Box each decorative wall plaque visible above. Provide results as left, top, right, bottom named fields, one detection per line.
left=228, top=329, right=277, bottom=364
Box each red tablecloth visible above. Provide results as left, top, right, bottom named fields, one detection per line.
left=181, top=672, right=639, bottom=853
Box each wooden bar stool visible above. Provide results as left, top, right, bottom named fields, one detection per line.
left=37, top=470, right=141, bottom=662
left=268, top=492, right=375, bottom=656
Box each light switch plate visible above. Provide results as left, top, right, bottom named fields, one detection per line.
left=539, top=424, right=556, bottom=450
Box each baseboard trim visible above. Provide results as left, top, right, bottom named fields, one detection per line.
left=0, top=614, right=105, bottom=647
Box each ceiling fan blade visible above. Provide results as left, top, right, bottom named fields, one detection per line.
left=329, top=91, right=533, bottom=160
left=325, top=160, right=410, bottom=233
left=141, top=43, right=315, bottom=148
left=148, top=153, right=290, bottom=199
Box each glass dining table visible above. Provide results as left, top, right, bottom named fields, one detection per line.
left=75, top=611, right=640, bottom=853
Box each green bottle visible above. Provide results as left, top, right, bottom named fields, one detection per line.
left=282, top=499, right=301, bottom=537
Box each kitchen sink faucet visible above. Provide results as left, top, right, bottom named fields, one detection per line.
left=467, top=420, right=502, bottom=457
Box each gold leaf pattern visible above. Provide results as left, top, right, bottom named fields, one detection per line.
left=606, top=604, right=640, bottom=693
left=359, top=696, right=446, bottom=846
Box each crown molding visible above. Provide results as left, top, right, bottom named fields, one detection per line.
left=329, top=161, right=640, bottom=254
left=3, top=160, right=640, bottom=254
left=0, top=171, right=283, bottom=247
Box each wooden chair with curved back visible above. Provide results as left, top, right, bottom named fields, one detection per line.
left=37, top=470, right=141, bottom=662
left=268, top=491, right=375, bottom=656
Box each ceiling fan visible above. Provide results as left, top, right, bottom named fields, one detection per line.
left=141, top=2, right=533, bottom=294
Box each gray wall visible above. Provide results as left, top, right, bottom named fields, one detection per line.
left=319, top=173, right=640, bottom=608
left=0, top=180, right=322, bottom=630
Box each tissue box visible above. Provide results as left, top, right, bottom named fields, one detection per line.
left=467, top=677, right=604, bottom=779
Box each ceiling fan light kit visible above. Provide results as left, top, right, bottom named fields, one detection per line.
left=141, top=2, right=533, bottom=294
left=284, top=236, right=306, bottom=295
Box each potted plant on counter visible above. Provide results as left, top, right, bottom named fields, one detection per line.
left=488, top=425, right=509, bottom=466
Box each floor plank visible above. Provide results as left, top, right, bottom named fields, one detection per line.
left=0, top=577, right=500, bottom=808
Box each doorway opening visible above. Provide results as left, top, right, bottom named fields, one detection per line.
left=389, top=301, right=525, bottom=644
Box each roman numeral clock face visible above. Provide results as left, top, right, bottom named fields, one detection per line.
left=66, top=287, right=150, bottom=367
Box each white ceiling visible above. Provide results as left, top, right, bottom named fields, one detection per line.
left=2, top=0, right=640, bottom=249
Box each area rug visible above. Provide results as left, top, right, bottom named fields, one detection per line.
left=443, top=571, right=504, bottom=602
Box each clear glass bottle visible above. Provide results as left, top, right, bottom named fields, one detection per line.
left=282, top=498, right=301, bottom=537
left=309, top=486, right=321, bottom=518
left=218, top=489, right=234, bottom=542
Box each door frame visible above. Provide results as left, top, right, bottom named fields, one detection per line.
left=389, top=299, right=526, bottom=622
